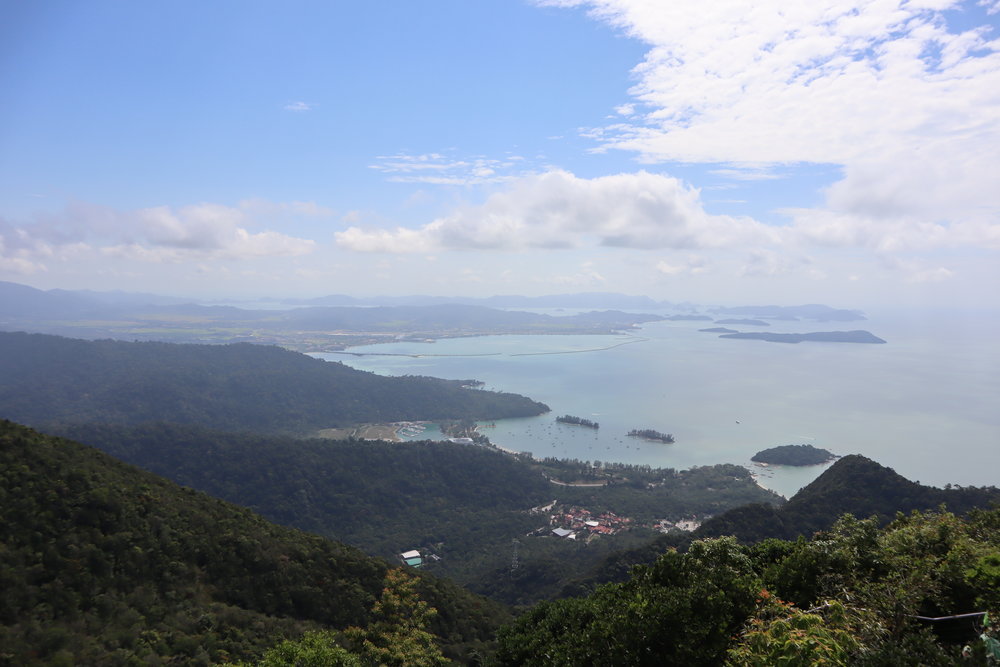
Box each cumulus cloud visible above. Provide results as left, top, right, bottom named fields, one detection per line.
left=0, top=200, right=317, bottom=274
left=336, top=169, right=777, bottom=253
left=0, top=233, right=47, bottom=275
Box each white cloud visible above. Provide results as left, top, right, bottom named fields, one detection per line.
left=0, top=200, right=317, bottom=274
left=336, top=169, right=777, bottom=253
left=0, top=234, right=47, bottom=275
left=135, top=203, right=315, bottom=258
left=708, top=167, right=784, bottom=181
left=615, top=103, right=637, bottom=117
left=540, top=0, right=1000, bottom=251
left=880, top=255, right=956, bottom=283
left=369, top=151, right=534, bottom=185
left=786, top=206, right=1000, bottom=252
left=284, top=101, right=312, bottom=112
left=656, top=255, right=708, bottom=276
left=550, top=262, right=608, bottom=286
left=739, top=249, right=813, bottom=277
left=336, top=225, right=438, bottom=253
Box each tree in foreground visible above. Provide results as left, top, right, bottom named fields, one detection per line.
left=251, top=568, right=448, bottom=667
left=495, top=537, right=760, bottom=665
left=495, top=511, right=1000, bottom=665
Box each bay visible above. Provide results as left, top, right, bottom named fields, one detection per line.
left=314, top=307, right=1000, bottom=498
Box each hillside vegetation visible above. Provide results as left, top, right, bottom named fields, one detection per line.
left=54, top=423, right=782, bottom=606
left=495, top=509, right=1000, bottom=665
left=698, top=454, right=1000, bottom=542
left=751, top=443, right=837, bottom=466
left=0, top=420, right=507, bottom=665
left=0, top=331, right=548, bottom=433
left=560, top=454, right=1000, bottom=595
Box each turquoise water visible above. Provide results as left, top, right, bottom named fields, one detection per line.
left=314, top=308, right=1000, bottom=497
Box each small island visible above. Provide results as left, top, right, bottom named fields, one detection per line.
left=699, top=327, right=739, bottom=334
left=714, top=318, right=769, bottom=326
left=557, top=415, right=599, bottom=429
left=719, top=330, right=887, bottom=344
left=627, top=428, right=674, bottom=444
left=751, top=444, right=837, bottom=466
left=665, top=314, right=713, bottom=321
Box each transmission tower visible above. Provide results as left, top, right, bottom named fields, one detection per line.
left=510, top=538, right=520, bottom=573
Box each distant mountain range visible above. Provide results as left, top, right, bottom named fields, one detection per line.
left=0, top=281, right=670, bottom=344
left=711, top=303, right=866, bottom=322
left=0, top=279, right=866, bottom=323
left=286, top=291, right=671, bottom=310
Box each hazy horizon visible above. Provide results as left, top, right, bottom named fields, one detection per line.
left=2, top=2, right=999, bottom=310
left=11, top=277, right=1000, bottom=314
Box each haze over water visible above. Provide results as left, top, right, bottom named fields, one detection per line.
left=317, top=307, right=1000, bottom=498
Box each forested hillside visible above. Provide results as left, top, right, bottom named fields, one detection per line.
left=697, top=454, right=1000, bottom=542
left=495, top=510, right=1000, bottom=665
left=53, top=423, right=782, bottom=606
left=561, top=454, right=1000, bottom=596
left=0, top=332, right=548, bottom=433
left=0, top=420, right=507, bottom=665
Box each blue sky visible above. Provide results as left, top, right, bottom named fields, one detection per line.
left=2, top=0, right=999, bottom=308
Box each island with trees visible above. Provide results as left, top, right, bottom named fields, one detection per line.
left=714, top=318, right=769, bottom=326
left=628, top=428, right=675, bottom=444
left=556, top=414, right=599, bottom=429
left=751, top=444, right=837, bottom=466
left=719, top=330, right=887, bottom=344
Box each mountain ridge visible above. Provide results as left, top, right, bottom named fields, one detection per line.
left=0, top=331, right=548, bottom=433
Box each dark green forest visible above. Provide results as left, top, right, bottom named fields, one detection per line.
left=0, top=332, right=548, bottom=433
left=751, top=443, right=836, bottom=466
left=51, top=423, right=781, bottom=606
left=3, top=328, right=1000, bottom=664
left=0, top=421, right=506, bottom=665
left=697, top=454, right=1000, bottom=542
left=5, top=419, right=999, bottom=665
left=495, top=510, right=1000, bottom=665
left=565, top=454, right=1000, bottom=594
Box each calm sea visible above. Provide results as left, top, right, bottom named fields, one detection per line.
left=313, top=307, right=1000, bottom=497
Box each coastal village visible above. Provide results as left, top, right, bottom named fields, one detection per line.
left=379, top=420, right=711, bottom=564
left=529, top=501, right=703, bottom=542
left=400, top=502, right=704, bottom=567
